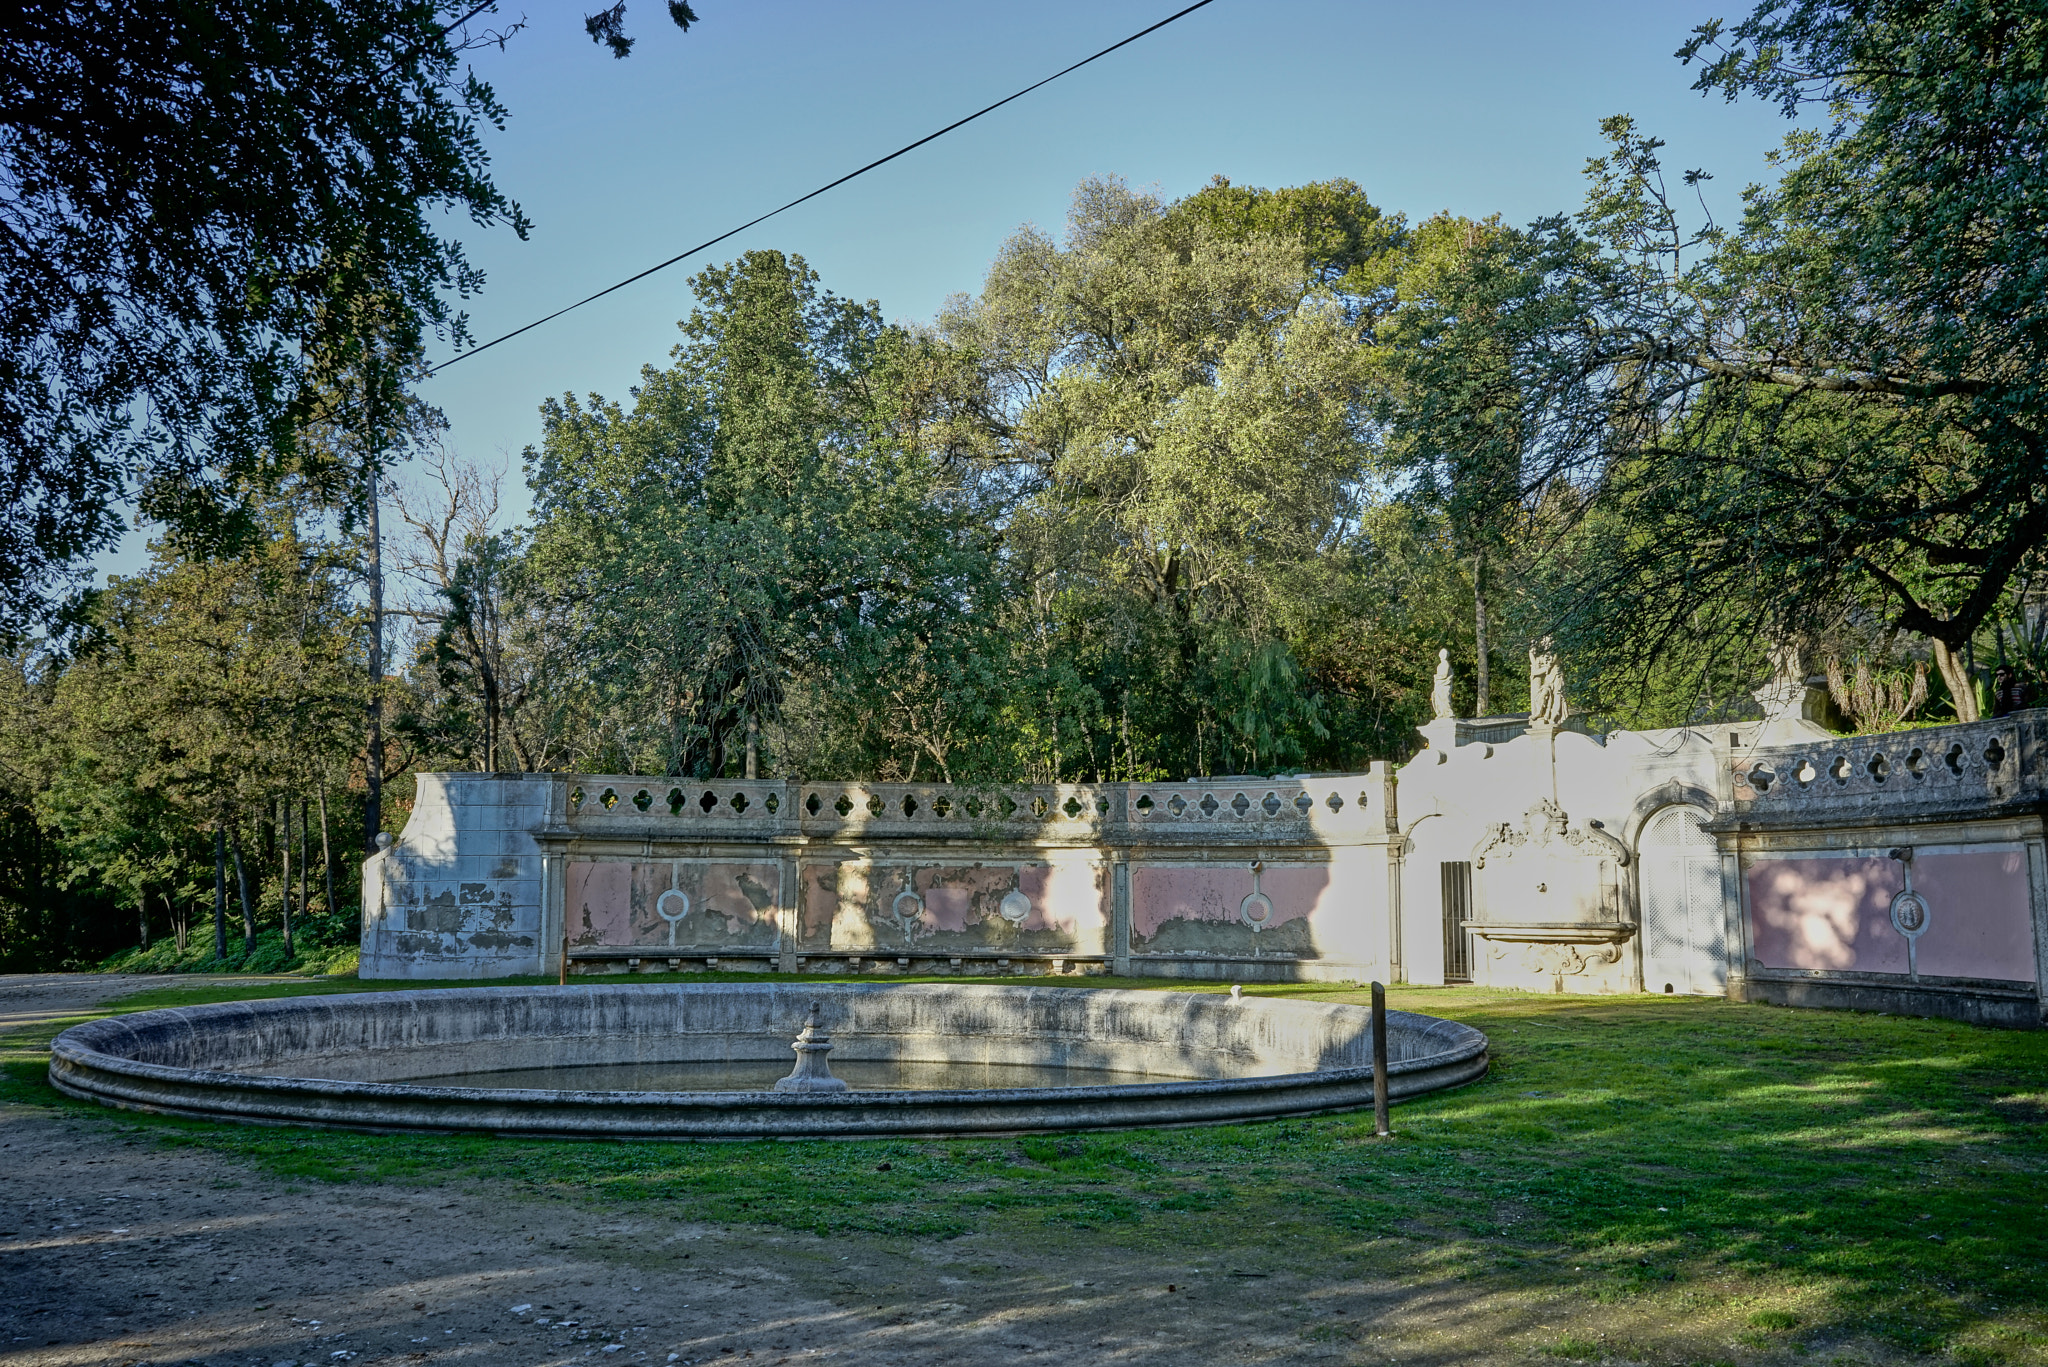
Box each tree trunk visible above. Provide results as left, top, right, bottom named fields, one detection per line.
left=744, top=718, right=758, bottom=779
left=280, top=795, right=294, bottom=959
left=365, top=460, right=385, bottom=853
left=212, top=828, right=228, bottom=960
left=230, top=826, right=255, bottom=957
left=318, top=787, right=336, bottom=914
left=1932, top=638, right=1981, bottom=723
left=168, top=890, right=185, bottom=954
left=483, top=667, right=499, bottom=772
left=1473, top=549, right=1491, bottom=717
left=138, top=887, right=148, bottom=950
left=298, top=797, right=309, bottom=931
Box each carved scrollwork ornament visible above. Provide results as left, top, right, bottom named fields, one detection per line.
left=1887, top=846, right=1931, bottom=980
left=1472, top=800, right=1628, bottom=868
left=656, top=863, right=690, bottom=946
left=1239, top=860, right=1274, bottom=932
left=1521, top=939, right=1624, bottom=989
left=889, top=884, right=927, bottom=940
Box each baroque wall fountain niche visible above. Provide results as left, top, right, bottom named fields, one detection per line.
left=49, top=983, right=1488, bottom=1139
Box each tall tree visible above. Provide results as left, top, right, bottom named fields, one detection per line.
left=943, top=176, right=1391, bottom=774
left=1376, top=213, right=1559, bottom=717
left=0, top=1, right=545, bottom=638
left=526, top=250, right=998, bottom=778
left=54, top=518, right=364, bottom=957
left=1448, top=3, right=2048, bottom=723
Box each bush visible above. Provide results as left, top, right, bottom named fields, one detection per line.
left=97, top=918, right=359, bottom=977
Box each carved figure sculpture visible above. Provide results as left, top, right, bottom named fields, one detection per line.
left=1528, top=637, right=1570, bottom=726
left=1431, top=648, right=1455, bottom=720
left=1767, top=641, right=1803, bottom=689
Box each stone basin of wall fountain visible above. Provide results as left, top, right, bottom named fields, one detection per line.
left=49, top=984, right=1488, bottom=1139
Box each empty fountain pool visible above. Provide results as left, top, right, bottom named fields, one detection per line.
left=48, top=983, right=1488, bottom=1138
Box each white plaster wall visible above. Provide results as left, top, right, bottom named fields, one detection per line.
left=359, top=773, right=551, bottom=979
left=1393, top=724, right=1735, bottom=992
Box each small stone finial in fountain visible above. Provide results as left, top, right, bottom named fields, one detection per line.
left=774, top=1000, right=849, bottom=1093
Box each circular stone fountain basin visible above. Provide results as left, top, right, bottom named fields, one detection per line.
left=48, top=983, right=1489, bottom=1139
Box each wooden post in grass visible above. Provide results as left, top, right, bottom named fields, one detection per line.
left=1372, top=981, right=1391, bottom=1138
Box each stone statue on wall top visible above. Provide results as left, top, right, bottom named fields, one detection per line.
left=1528, top=637, right=1570, bottom=727
left=1752, top=638, right=1835, bottom=740
left=1431, top=648, right=1455, bottom=720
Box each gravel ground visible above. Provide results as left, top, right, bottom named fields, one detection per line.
left=0, top=1100, right=1502, bottom=1367
left=0, top=975, right=1613, bottom=1366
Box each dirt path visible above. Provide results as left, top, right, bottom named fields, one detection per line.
left=0, top=978, right=1799, bottom=1366
left=0, top=975, right=301, bottom=1035
left=0, top=1095, right=1616, bottom=1367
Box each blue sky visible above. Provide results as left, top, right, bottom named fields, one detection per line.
left=107, top=0, right=1802, bottom=574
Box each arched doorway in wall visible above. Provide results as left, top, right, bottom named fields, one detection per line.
left=1637, top=804, right=1725, bottom=996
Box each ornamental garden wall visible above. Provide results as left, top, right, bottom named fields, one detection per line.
left=360, top=708, right=2048, bottom=1026
left=360, top=771, right=1400, bottom=984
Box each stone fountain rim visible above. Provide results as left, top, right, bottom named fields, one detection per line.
left=48, top=982, right=1490, bottom=1138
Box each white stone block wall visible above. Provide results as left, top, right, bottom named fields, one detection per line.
left=359, top=773, right=553, bottom=979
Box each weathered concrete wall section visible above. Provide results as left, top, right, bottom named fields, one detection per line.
left=801, top=858, right=1109, bottom=958
left=359, top=774, right=548, bottom=979
left=1745, top=848, right=2034, bottom=981
left=362, top=770, right=1402, bottom=983
left=1394, top=722, right=1736, bottom=996
left=1383, top=706, right=2046, bottom=1022
left=1131, top=861, right=1325, bottom=955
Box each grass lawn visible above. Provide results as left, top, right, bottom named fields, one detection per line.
left=5, top=974, right=2046, bottom=1364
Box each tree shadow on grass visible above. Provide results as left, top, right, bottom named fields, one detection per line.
left=7, top=978, right=2045, bottom=1358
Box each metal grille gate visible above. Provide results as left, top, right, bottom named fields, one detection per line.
left=1440, top=861, right=1474, bottom=983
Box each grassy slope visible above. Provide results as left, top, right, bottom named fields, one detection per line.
left=5, top=975, right=2045, bottom=1362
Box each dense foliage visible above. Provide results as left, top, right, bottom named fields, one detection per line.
left=0, top=0, right=546, bottom=640
left=7, top=0, right=2047, bottom=968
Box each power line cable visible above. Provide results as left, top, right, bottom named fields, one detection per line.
left=429, top=0, right=1220, bottom=374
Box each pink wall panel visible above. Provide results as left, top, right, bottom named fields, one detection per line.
left=1132, top=864, right=1251, bottom=938
left=795, top=861, right=1106, bottom=952
left=1747, top=857, right=1906, bottom=973
left=1912, top=851, right=2035, bottom=982
left=565, top=860, right=632, bottom=947
left=565, top=860, right=780, bottom=949
left=913, top=865, right=1024, bottom=933
left=801, top=863, right=840, bottom=944
left=1747, top=849, right=2038, bottom=983
left=1130, top=863, right=1331, bottom=938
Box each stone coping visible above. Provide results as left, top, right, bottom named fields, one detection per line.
left=49, top=984, right=1489, bottom=1139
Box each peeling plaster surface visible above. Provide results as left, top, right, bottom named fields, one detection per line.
left=1129, top=863, right=1331, bottom=959
left=821, top=861, right=1108, bottom=955
left=566, top=860, right=782, bottom=951
left=359, top=775, right=549, bottom=979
